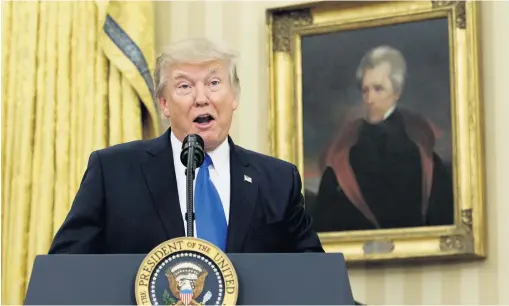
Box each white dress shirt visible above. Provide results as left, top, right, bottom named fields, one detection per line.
left=170, top=131, right=231, bottom=237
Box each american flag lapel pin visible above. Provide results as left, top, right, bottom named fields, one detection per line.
left=244, top=175, right=252, bottom=183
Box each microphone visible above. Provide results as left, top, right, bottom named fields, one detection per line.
left=180, top=134, right=205, bottom=238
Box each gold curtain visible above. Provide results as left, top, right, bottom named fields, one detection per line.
left=1, top=1, right=159, bottom=304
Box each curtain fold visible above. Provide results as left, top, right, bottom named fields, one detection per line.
left=3, top=2, right=40, bottom=302
left=1, top=0, right=14, bottom=274
left=99, top=0, right=159, bottom=140
left=1, top=1, right=159, bottom=304
left=52, top=1, right=73, bottom=235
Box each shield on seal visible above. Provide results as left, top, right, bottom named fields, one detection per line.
left=180, top=288, right=193, bottom=305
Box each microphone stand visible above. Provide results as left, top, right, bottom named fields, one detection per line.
left=181, top=133, right=204, bottom=239
left=185, top=145, right=196, bottom=238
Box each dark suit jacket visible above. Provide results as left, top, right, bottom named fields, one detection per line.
left=49, top=129, right=324, bottom=254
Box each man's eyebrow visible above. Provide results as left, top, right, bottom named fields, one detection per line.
left=207, top=68, right=219, bottom=77
left=172, top=67, right=222, bottom=81
left=173, top=72, right=190, bottom=80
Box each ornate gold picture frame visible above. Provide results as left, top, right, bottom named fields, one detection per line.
left=267, top=1, right=485, bottom=262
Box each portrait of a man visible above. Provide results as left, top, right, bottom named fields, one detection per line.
left=302, top=19, right=455, bottom=232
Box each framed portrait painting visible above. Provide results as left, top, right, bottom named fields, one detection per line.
left=267, top=1, right=485, bottom=262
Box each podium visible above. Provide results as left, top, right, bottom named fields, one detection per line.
left=24, top=252, right=354, bottom=305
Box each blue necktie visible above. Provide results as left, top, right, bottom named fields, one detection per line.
left=195, top=154, right=227, bottom=251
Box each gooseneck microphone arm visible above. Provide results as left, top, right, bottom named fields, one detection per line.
left=180, top=134, right=205, bottom=238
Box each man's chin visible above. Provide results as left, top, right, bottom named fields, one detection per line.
left=193, top=129, right=213, bottom=139
left=193, top=131, right=217, bottom=150
left=187, top=124, right=213, bottom=137
left=365, top=115, right=385, bottom=124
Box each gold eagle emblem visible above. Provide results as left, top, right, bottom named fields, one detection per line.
left=166, top=267, right=208, bottom=305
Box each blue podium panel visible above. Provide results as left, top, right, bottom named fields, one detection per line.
left=24, top=253, right=354, bottom=305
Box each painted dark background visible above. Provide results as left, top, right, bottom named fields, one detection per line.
left=300, top=17, right=452, bottom=212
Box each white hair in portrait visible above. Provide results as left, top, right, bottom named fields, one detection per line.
left=356, top=45, right=407, bottom=94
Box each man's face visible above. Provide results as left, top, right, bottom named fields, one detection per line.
left=159, top=60, right=238, bottom=151
left=360, top=62, right=400, bottom=123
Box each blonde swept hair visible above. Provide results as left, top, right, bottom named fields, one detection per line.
left=153, top=37, right=241, bottom=100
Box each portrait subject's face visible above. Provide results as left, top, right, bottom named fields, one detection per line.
left=361, top=62, right=400, bottom=123
left=159, top=60, right=238, bottom=151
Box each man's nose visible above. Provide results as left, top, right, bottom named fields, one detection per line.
left=365, top=92, right=376, bottom=105
left=194, top=84, right=209, bottom=106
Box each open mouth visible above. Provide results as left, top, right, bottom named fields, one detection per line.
left=193, top=114, right=215, bottom=125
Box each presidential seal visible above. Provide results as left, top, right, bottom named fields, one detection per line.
left=135, top=237, right=238, bottom=305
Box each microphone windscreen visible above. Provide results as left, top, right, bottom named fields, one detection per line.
left=180, top=134, right=205, bottom=168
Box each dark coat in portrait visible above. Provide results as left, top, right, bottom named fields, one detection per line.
left=311, top=107, right=454, bottom=232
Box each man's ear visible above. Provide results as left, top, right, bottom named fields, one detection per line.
left=232, top=98, right=239, bottom=111
left=159, top=97, right=170, bottom=117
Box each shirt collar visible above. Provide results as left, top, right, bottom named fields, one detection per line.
left=384, top=105, right=396, bottom=120
left=170, top=131, right=230, bottom=177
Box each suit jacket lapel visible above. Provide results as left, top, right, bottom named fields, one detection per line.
left=226, top=139, right=258, bottom=253
left=142, top=129, right=185, bottom=239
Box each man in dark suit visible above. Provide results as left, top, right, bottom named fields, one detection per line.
left=48, top=38, right=324, bottom=255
